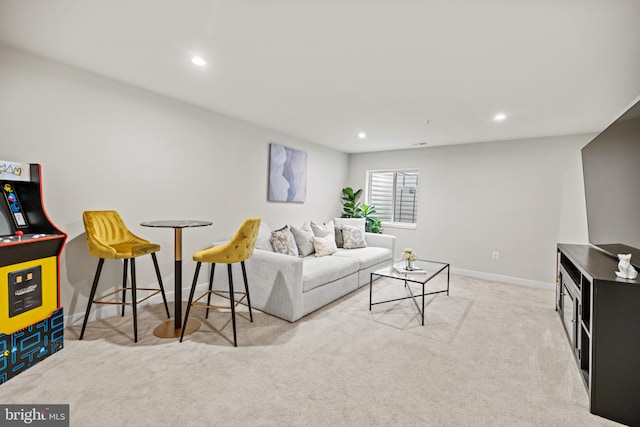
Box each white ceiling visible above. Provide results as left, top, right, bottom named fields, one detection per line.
left=1, top=0, right=639, bottom=153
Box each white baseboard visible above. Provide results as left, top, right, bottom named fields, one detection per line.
left=451, top=267, right=555, bottom=290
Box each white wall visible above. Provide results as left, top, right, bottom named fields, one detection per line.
left=0, top=45, right=348, bottom=321
left=348, top=135, right=591, bottom=286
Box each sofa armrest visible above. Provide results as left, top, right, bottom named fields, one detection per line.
left=247, top=248, right=303, bottom=278
left=211, top=248, right=305, bottom=322
left=365, top=232, right=396, bottom=254
left=247, top=249, right=306, bottom=322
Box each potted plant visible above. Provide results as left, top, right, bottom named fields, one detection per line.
left=358, top=204, right=382, bottom=233
left=340, top=187, right=382, bottom=233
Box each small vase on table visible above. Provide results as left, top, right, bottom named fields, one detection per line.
left=406, top=259, right=415, bottom=271
left=402, top=248, right=417, bottom=271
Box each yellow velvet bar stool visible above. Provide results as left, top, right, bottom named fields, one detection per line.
left=180, top=217, right=261, bottom=346
left=80, top=210, right=170, bottom=343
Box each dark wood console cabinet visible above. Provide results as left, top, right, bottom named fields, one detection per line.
left=556, top=244, right=640, bottom=426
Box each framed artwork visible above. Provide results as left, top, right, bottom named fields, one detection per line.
left=268, top=143, right=307, bottom=202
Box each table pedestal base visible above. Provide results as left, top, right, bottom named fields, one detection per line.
left=153, top=318, right=200, bottom=338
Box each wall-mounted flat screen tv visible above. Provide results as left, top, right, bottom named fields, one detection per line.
left=582, top=98, right=640, bottom=265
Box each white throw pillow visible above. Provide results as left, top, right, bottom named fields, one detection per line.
left=342, top=224, right=367, bottom=249
left=313, top=235, right=337, bottom=257
left=334, top=217, right=366, bottom=228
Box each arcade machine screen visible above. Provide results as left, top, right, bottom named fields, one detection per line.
left=1, top=182, right=28, bottom=238
left=0, top=203, right=11, bottom=236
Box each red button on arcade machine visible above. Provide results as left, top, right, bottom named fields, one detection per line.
left=0, top=160, right=67, bottom=384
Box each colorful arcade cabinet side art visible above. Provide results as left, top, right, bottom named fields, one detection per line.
left=0, top=160, right=67, bottom=384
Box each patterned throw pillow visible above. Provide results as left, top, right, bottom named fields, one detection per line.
left=342, top=224, right=367, bottom=249
left=270, top=225, right=299, bottom=257
left=290, top=223, right=315, bottom=257
left=333, top=218, right=366, bottom=248
left=313, top=235, right=337, bottom=257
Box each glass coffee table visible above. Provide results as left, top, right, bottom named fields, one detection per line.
left=370, top=259, right=450, bottom=325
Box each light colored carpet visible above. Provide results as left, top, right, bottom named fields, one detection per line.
left=0, top=275, right=622, bottom=426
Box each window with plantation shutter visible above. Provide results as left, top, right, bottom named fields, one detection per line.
left=367, top=170, right=418, bottom=227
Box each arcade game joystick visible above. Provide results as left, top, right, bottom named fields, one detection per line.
left=0, top=160, right=66, bottom=384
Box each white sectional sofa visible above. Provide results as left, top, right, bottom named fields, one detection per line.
left=212, top=221, right=395, bottom=322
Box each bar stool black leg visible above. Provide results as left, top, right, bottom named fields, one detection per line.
left=180, top=262, right=201, bottom=342
left=206, top=264, right=216, bottom=319
left=151, top=253, right=170, bottom=318
left=121, top=259, right=128, bottom=317
left=80, top=258, right=104, bottom=340
left=228, top=264, right=237, bottom=347
left=241, top=261, right=253, bottom=322
left=131, top=258, right=138, bottom=343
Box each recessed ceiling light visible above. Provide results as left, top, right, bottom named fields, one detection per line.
left=358, top=132, right=367, bottom=139
left=191, top=57, right=206, bottom=66
left=494, top=113, right=506, bottom=121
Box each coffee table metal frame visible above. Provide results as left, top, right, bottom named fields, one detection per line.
left=369, top=259, right=450, bottom=325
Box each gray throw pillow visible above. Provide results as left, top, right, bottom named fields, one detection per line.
left=334, top=225, right=344, bottom=248
left=310, top=220, right=336, bottom=244
left=255, top=222, right=273, bottom=251
left=290, top=224, right=315, bottom=257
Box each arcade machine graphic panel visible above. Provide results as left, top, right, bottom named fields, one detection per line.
left=0, top=160, right=66, bottom=384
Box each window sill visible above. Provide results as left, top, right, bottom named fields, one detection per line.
left=381, top=222, right=417, bottom=230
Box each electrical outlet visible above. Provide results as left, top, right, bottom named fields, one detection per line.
left=491, top=251, right=500, bottom=260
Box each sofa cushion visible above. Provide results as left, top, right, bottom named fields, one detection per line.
left=333, top=218, right=366, bottom=248
left=333, top=246, right=392, bottom=270
left=334, top=226, right=344, bottom=248
left=342, top=224, right=367, bottom=249
left=290, top=223, right=315, bottom=257
left=334, top=218, right=366, bottom=228
left=313, top=235, right=337, bottom=257
left=270, top=225, right=299, bottom=257
left=310, top=220, right=336, bottom=243
left=255, top=222, right=273, bottom=251
left=302, top=255, right=359, bottom=292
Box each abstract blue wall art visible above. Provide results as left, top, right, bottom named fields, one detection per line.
left=268, top=143, right=307, bottom=202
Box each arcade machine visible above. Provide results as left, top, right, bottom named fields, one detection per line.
left=0, top=160, right=66, bottom=384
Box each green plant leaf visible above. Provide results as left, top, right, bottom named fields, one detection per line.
left=341, top=187, right=363, bottom=218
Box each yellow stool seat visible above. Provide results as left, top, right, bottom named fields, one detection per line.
left=193, top=225, right=259, bottom=264
left=110, top=242, right=161, bottom=258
